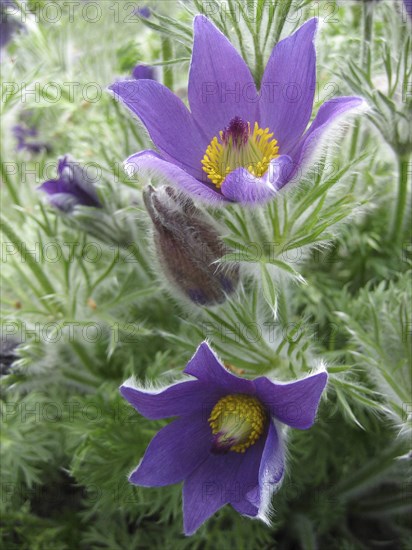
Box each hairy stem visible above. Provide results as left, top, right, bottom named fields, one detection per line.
left=161, top=38, right=174, bottom=90
left=361, top=1, right=374, bottom=74
left=391, top=153, right=411, bottom=243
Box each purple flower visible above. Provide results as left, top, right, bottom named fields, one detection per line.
left=132, top=64, right=156, bottom=81
left=110, top=16, right=364, bottom=205
left=120, top=342, right=327, bottom=534
left=13, top=125, right=50, bottom=155
left=0, top=0, right=23, bottom=52
left=38, top=156, right=102, bottom=212
left=403, top=0, right=412, bottom=19
left=134, top=6, right=151, bottom=19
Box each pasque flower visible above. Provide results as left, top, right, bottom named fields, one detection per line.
left=0, top=0, right=24, bottom=53
left=38, top=156, right=101, bottom=212
left=110, top=16, right=364, bottom=205
left=121, top=342, right=327, bottom=534
left=13, top=125, right=50, bottom=155
left=143, top=185, right=239, bottom=305
left=134, top=6, right=151, bottom=19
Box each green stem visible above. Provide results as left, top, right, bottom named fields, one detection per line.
left=349, top=121, right=360, bottom=161
left=253, top=35, right=264, bottom=87
left=277, top=281, right=289, bottom=325
left=391, top=154, right=411, bottom=243
left=246, top=208, right=267, bottom=247
left=349, top=3, right=373, bottom=190
left=273, top=0, right=293, bottom=44
left=361, top=1, right=373, bottom=75
left=247, top=0, right=264, bottom=86
left=161, top=38, right=174, bottom=90
left=226, top=0, right=249, bottom=64
left=255, top=0, right=264, bottom=40
left=348, top=123, right=361, bottom=193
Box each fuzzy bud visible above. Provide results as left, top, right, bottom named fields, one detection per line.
left=143, top=185, right=239, bottom=306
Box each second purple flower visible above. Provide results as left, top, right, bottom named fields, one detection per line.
left=121, top=342, right=328, bottom=534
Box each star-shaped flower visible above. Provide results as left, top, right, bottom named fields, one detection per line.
left=121, top=342, right=327, bottom=534
left=110, top=16, right=364, bottom=205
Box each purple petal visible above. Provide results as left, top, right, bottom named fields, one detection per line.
left=183, top=436, right=265, bottom=534
left=231, top=498, right=259, bottom=517
left=57, top=155, right=69, bottom=173
left=13, top=125, right=37, bottom=140
left=184, top=342, right=254, bottom=395
left=288, top=96, right=365, bottom=182
left=39, top=164, right=101, bottom=209
left=44, top=193, right=79, bottom=213
left=249, top=421, right=284, bottom=516
left=403, top=0, right=412, bottom=19
left=12, top=124, right=50, bottom=154
left=38, top=178, right=71, bottom=195
left=1, top=21, right=15, bottom=50
left=135, top=6, right=151, bottom=19
left=0, top=6, right=24, bottom=51
left=260, top=422, right=284, bottom=486
left=129, top=416, right=211, bottom=487
left=259, top=18, right=317, bottom=154
left=183, top=457, right=229, bottom=535
left=61, top=160, right=101, bottom=204
left=230, top=432, right=267, bottom=517
left=109, top=79, right=207, bottom=179
left=254, top=371, right=328, bottom=429
left=188, top=15, right=257, bottom=140
left=266, top=155, right=296, bottom=189
left=220, top=168, right=275, bottom=204
left=125, top=151, right=227, bottom=204
left=220, top=155, right=294, bottom=204
left=38, top=179, right=86, bottom=213
left=120, top=379, right=220, bottom=420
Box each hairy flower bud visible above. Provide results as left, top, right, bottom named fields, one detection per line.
left=143, top=185, right=239, bottom=306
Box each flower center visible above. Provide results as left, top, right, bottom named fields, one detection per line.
left=201, top=116, right=280, bottom=188
left=208, top=394, right=267, bottom=453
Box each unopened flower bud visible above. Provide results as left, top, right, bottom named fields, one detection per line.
left=143, top=185, right=239, bottom=306
left=38, top=156, right=102, bottom=213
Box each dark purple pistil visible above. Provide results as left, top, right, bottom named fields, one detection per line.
left=210, top=432, right=236, bottom=454
left=221, top=116, right=249, bottom=148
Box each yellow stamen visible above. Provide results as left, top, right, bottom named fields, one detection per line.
left=208, top=394, right=267, bottom=453
left=202, top=121, right=280, bottom=188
